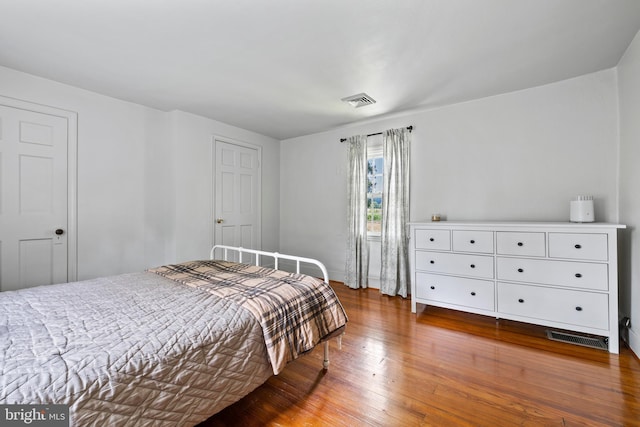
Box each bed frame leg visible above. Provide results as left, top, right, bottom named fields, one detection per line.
left=323, top=341, right=330, bottom=370
left=322, top=333, right=345, bottom=370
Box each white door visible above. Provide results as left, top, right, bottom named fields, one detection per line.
left=213, top=139, right=261, bottom=262
left=0, top=103, right=70, bottom=291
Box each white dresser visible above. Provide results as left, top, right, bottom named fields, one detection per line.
left=409, top=221, right=626, bottom=353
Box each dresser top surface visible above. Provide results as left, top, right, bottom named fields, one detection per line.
left=409, top=220, right=626, bottom=229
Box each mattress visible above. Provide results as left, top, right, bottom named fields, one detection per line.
left=0, top=271, right=278, bottom=426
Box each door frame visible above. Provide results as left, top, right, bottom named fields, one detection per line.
left=211, top=135, right=262, bottom=251
left=0, top=95, right=78, bottom=282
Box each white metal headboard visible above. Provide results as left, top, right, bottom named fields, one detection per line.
left=210, top=245, right=330, bottom=283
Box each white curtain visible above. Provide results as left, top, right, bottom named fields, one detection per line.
left=345, top=135, right=369, bottom=289
left=380, top=128, right=411, bottom=297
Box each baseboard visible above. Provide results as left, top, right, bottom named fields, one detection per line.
left=627, top=326, right=640, bottom=359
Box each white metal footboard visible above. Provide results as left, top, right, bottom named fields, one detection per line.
left=209, top=245, right=342, bottom=369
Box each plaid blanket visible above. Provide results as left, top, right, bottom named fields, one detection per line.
left=148, top=260, right=347, bottom=374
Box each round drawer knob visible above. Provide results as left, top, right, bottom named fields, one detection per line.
left=575, top=244, right=582, bottom=249
left=517, top=268, right=524, bottom=273
left=430, top=260, right=435, bottom=264
left=517, top=242, right=524, bottom=247
left=518, top=298, right=525, bottom=303
left=429, top=238, right=435, bottom=242
left=575, top=273, right=582, bottom=278
left=470, top=240, right=475, bottom=244
left=575, top=306, right=583, bottom=311
left=470, top=292, right=476, bottom=296
left=430, top=286, right=435, bottom=290
left=470, top=264, right=476, bottom=269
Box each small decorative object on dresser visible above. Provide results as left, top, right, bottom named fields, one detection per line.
left=409, top=221, right=626, bottom=353
left=570, top=195, right=595, bottom=222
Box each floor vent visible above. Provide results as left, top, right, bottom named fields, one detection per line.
left=546, top=330, right=608, bottom=350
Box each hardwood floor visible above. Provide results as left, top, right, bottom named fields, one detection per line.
left=200, top=282, right=640, bottom=426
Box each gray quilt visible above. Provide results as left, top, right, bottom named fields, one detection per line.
left=0, top=272, right=274, bottom=426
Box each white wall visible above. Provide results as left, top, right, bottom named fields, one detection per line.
left=280, top=69, right=620, bottom=283
left=0, top=66, right=164, bottom=279
left=167, top=110, right=281, bottom=262
left=0, top=65, right=280, bottom=280
left=617, top=29, right=640, bottom=356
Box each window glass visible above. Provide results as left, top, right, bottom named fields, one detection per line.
left=367, top=155, right=383, bottom=234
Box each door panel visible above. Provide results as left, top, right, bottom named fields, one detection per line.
left=20, top=155, right=54, bottom=214
left=0, top=104, right=69, bottom=291
left=20, top=120, right=55, bottom=146
left=240, top=224, right=253, bottom=248
left=20, top=239, right=54, bottom=288
left=240, top=173, right=253, bottom=213
left=221, top=171, right=234, bottom=212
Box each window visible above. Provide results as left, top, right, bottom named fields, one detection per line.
left=367, top=144, right=383, bottom=235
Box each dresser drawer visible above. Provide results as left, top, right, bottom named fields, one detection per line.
left=496, top=232, right=546, bottom=257
left=496, top=257, right=608, bottom=291
left=548, top=233, right=608, bottom=261
left=415, top=229, right=451, bottom=250
left=497, top=282, right=609, bottom=330
left=415, top=251, right=494, bottom=279
left=452, top=230, right=494, bottom=254
left=416, top=273, right=494, bottom=310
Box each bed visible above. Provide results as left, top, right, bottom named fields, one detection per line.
left=0, top=245, right=347, bottom=426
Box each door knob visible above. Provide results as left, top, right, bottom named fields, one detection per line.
left=216, top=218, right=224, bottom=224
left=55, top=229, right=64, bottom=235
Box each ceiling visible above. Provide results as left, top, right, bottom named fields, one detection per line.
left=1, top=0, right=640, bottom=140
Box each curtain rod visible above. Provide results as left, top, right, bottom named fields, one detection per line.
left=340, top=126, right=413, bottom=142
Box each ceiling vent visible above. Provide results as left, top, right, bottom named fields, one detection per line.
left=341, top=93, right=376, bottom=108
